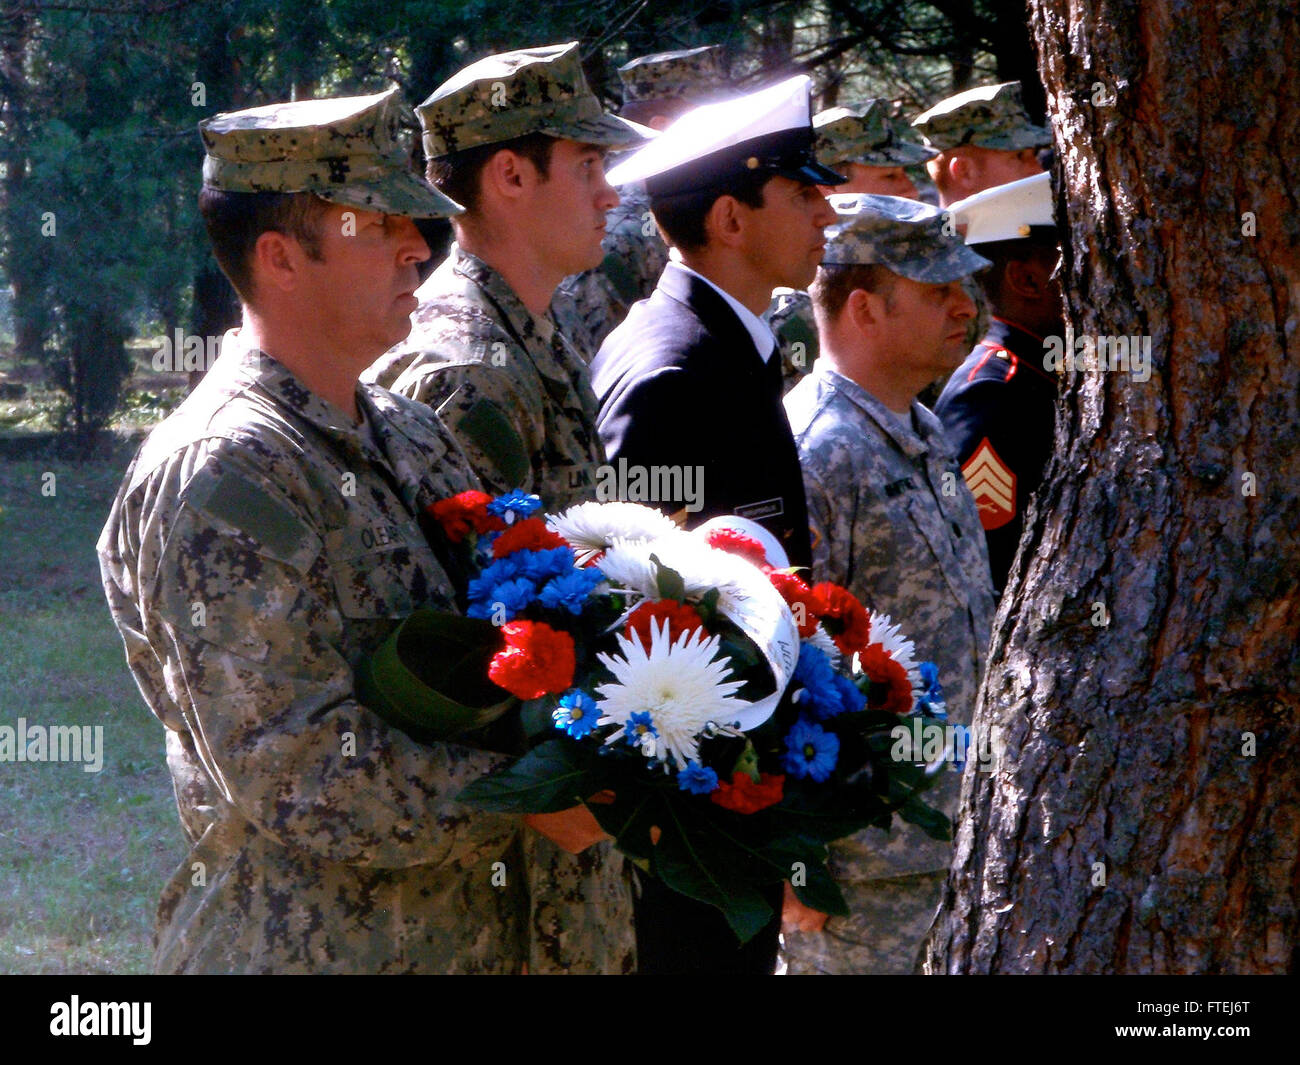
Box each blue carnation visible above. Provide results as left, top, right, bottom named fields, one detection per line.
left=677, top=761, right=719, bottom=795
left=537, top=566, right=606, bottom=614
left=553, top=689, right=600, bottom=739
left=791, top=643, right=848, bottom=721
left=915, top=661, right=946, bottom=719
left=517, top=546, right=577, bottom=583
left=466, top=576, right=535, bottom=621
left=467, top=556, right=524, bottom=603
left=782, top=720, right=840, bottom=783
left=831, top=672, right=866, bottom=716
left=487, top=490, right=543, bottom=522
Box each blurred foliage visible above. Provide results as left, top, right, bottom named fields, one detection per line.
left=0, top=0, right=1037, bottom=447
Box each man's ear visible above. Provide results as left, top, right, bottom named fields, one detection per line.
left=947, top=152, right=975, bottom=193
left=844, top=286, right=886, bottom=334
left=250, top=230, right=305, bottom=295
left=481, top=148, right=531, bottom=203
left=704, top=194, right=746, bottom=248
left=1004, top=256, right=1049, bottom=301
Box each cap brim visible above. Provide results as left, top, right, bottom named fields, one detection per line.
left=782, top=159, right=848, bottom=186
left=891, top=244, right=992, bottom=283
left=316, top=169, right=463, bottom=219
left=974, top=124, right=1053, bottom=151
left=539, top=112, right=653, bottom=150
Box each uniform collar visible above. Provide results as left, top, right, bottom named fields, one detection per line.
left=218, top=330, right=364, bottom=438
left=666, top=260, right=776, bottom=362
left=439, top=242, right=559, bottom=345
left=813, top=362, right=945, bottom=461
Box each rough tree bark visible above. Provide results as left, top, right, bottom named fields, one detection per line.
left=926, top=0, right=1300, bottom=973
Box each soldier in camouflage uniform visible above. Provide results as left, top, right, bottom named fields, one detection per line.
left=781, top=195, right=997, bottom=974
left=363, top=43, right=645, bottom=975
left=96, top=90, right=609, bottom=973
left=910, top=81, right=1051, bottom=208
left=554, top=45, right=731, bottom=358
left=771, top=99, right=936, bottom=393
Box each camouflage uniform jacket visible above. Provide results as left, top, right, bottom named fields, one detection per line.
left=97, top=343, right=527, bottom=974
left=363, top=247, right=637, bottom=974
left=366, top=244, right=605, bottom=514
left=784, top=362, right=996, bottom=881
left=554, top=187, right=669, bottom=359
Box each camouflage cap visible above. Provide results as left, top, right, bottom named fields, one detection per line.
left=910, top=81, right=1052, bottom=152
left=418, top=42, right=648, bottom=159
left=618, top=45, right=727, bottom=105
left=821, top=193, right=990, bottom=282
left=814, top=100, right=937, bottom=167
left=199, top=87, right=460, bottom=218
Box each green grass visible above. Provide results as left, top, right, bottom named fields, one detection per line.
left=0, top=447, right=184, bottom=974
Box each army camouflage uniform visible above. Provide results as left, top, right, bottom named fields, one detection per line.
left=99, top=342, right=530, bottom=973
left=366, top=244, right=605, bottom=512
left=367, top=43, right=643, bottom=974
left=780, top=195, right=996, bottom=974
left=783, top=365, right=995, bottom=974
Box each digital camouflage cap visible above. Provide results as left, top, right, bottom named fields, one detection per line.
left=200, top=87, right=460, bottom=217
left=617, top=45, right=727, bottom=105
left=821, top=193, right=990, bottom=283
left=814, top=100, right=937, bottom=167
left=910, top=81, right=1052, bottom=152
left=418, top=42, right=647, bottom=159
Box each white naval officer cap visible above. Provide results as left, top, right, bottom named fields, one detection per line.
left=947, top=171, right=1055, bottom=244
left=605, top=74, right=846, bottom=197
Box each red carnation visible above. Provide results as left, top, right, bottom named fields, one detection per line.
left=859, top=644, right=914, bottom=714
left=428, top=491, right=505, bottom=543
left=706, top=528, right=770, bottom=569
left=768, top=571, right=827, bottom=638
left=709, top=771, right=785, bottom=815
left=813, top=582, right=873, bottom=657
left=624, top=600, right=705, bottom=650
left=491, top=517, right=568, bottom=558
left=488, top=621, right=576, bottom=700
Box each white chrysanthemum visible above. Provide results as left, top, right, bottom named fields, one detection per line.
left=597, top=530, right=768, bottom=602
left=547, top=501, right=681, bottom=565
left=595, top=619, right=747, bottom=769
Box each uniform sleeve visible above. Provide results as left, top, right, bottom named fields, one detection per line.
left=795, top=432, right=850, bottom=589
left=125, top=446, right=519, bottom=874
left=394, top=360, right=536, bottom=496
left=597, top=365, right=702, bottom=472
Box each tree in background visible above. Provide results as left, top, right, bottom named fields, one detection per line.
left=926, top=0, right=1300, bottom=973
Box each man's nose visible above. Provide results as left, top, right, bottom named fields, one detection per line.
left=396, top=216, right=431, bottom=263
left=952, top=285, right=977, bottom=319
left=596, top=170, right=620, bottom=211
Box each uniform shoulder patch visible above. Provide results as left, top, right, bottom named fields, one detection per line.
left=186, top=469, right=314, bottom=564
left=453, top=398, right=530, bottom=489
left=961, top=437, right=1017, bottom=531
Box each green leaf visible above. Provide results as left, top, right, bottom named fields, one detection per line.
left=652, top=810, right=775, bottom=944
left=897, top=794, right=952, bottom=841
left=456, top=739, right=590, bottom=813
left=650, top=554, right=686, bottom=602
left=790, top=856, right=849, bottom=917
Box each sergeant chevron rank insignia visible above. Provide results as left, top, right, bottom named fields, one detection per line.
left=962, top=437, right=1016, bottom=530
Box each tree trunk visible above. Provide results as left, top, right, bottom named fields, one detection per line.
left=926, top=0, right=1300, bottom=974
